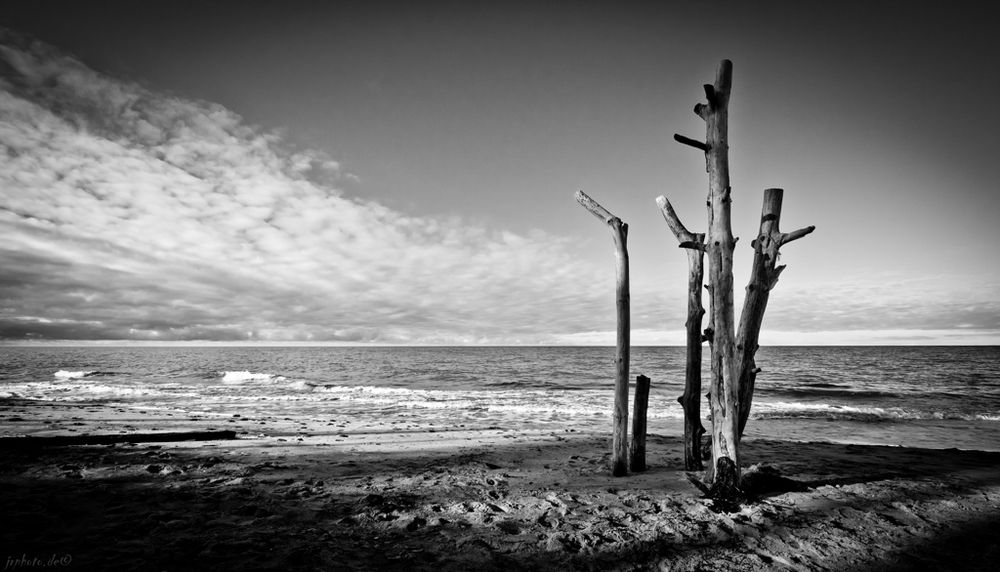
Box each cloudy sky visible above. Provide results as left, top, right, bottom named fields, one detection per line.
left=1, top=1, right=998, bottom=345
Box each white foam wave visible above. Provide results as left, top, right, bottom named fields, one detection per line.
left=14, top=376, right=999, bottom=425
left=219, top=371, right=286, bottom=383
left=288, top=383, right=686, bottom=419
left=54, top=370, right=94, bottom=379
left=1, top=381, right=197, bottom=401
left=752, top=400, right=999, bottom=422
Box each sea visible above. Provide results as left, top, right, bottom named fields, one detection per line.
left=1, top=346, right=999, bottom=452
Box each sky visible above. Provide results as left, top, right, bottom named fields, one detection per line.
left=1, top=1, right=998, bottom=345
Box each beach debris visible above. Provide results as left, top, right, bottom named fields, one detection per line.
left=740, top=464, right=811, bottom=501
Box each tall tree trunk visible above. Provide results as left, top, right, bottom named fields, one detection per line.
left=669, top=60, right=815, bottom=509
left=656, top=196, right=705, bottom=471
left=735, top=188, right=815, bottom=438
left=674, top=60, right=739, bottom=496
left=575, top=190, right=631, bottom=477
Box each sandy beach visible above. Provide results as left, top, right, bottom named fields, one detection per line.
left=2, top=399, right=999, bottom=571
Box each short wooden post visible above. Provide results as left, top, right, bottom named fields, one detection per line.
left=630, top=374, right=651, bottom=472
left=575, top=189, right=630, bottom=477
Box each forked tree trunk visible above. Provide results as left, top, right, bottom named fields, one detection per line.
left=735, top=188, right=815, bottom=438
left=674, top=60, right=740, bottom=497
left=656, top=196, right=705, bottom=471
left=668, top=61, right=815, bottom=509
left=575, top=190, right=630, bottom=477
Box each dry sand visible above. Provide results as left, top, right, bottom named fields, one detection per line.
left=2, top=399, right=999, bottom=571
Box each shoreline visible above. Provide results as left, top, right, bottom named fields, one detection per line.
left=2, top=400, right=999, bottom=570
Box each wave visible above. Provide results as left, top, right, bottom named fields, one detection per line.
left=284, top=383, right=685, bottom=419
left=2, top=381, right=197, bottom=401
left=219, top=371, right=286, bottom=384
left=54, top=370, right=93, bottom=379
left=762, top=387, right=904, bottom=399
left=53, top=370, right=118, bottom=379
left=751, top=401, right=999, bottom=422
left=16, top=374, right=1000, bottom=426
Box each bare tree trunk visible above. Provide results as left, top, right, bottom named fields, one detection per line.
left=674, top=60, right=739, bottom=497
left=735, top=188, right=815, bottom=438
left=575, top=190, right=630, bottom=477
left=656, top=196, right=705, bottom=471
left=630, top=374, right=651, bottom=472
left=668, top=60, right=815, bottom=509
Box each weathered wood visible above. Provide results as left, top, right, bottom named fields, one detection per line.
left=702, top=60, right=740, bottom=490
left=629, top=374, right=651, bottom=472
left=735, top=188, right=815, bottom=438
left=656, top=195, right=706, bottom=471
left=707, top=456, right=742, bottom=513
left=667, top=60, right=814, bottom=509
left=575, top=189, right=630, bottom=477
left=0, top=430, right=238, bottom=450
left=673, top=59, right=739, bottom=489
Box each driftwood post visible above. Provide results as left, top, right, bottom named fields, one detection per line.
left=656, top=196, right=706, bottom=471
left=575, top=189, right=630, bottom=477
left=630, top=374, right=651, bottom=472
left=736, top=188, right=814, bottom=437
left=673, top=59, right=740, bottom=499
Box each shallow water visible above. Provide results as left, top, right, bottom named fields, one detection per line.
left=1, top=345, right=998, bottom=450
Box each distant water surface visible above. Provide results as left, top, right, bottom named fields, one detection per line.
left=2, top=346, right=998, bottom=451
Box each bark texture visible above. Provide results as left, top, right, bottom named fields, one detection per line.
left=669, top=60, right=815, bottom=509
left=630, top=374, right=651, bottom=472
left=575, top=189, right=631, bottom=477
left=692, top=60, right=741, bottom=488
left=735, top=188, right=815, bottom=437
left=656, top=195, right=706, bottom=471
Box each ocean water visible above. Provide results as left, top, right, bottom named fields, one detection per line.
left=1, top=346, right=999, bottom=451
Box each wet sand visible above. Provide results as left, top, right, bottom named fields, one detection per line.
left=2, top=399, right=999, bottom=571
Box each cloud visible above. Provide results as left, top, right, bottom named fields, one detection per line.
left=761, top=274, right=1000, bottom=333
left=2, top=29, right=997, bottom=346
left=1, top=29, right=636, bottom=344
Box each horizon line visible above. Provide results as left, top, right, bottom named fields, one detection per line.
left=1, top=340, right=997, bottom=348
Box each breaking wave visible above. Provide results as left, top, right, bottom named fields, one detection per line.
left=53, top=370, right=118, bottom=379
left=219, top=371, right=286, bottom=384
left=751, top=401, right=999, bottom=422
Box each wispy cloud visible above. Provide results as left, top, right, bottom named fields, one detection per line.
left=763, top=274, right=1000, bottom=333
left=2, top=30, right=997, bottom=346
left=0, top=30, right=629, bottom=344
